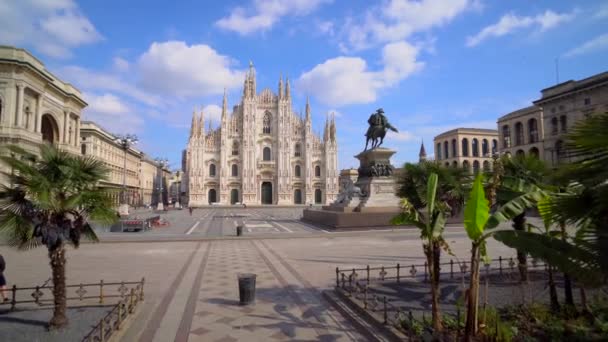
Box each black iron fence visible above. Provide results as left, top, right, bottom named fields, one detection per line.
left=81, top=283, right=144, bottom=342
left=0, top=278, right=145, bottom=311
left=335, top=257, right=548, bottom=337
left=335, top=256, right=546, bottom=288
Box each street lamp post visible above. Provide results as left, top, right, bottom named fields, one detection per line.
left=115, top=134, right=138, bottom=216
left=155, top=158, right=168, bottom=211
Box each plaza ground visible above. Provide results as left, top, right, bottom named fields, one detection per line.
left=1, top=208, right=517, bottom=341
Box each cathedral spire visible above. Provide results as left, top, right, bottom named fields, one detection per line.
left=419, top=139, right=427, bottom=162
left=278, top=74, right=283, bottom=99
left=199, top=106, right=205, bottom=137
left=323, top=112, right=329, bottom=142
left=190, top=107, right=198, bottom=138
left=248, top=60, right=256, bottom=98
left=285, top=76, right=291, bottom=99
left=305, top=96, right=311, bottom=122
left=222, top=88, right=228, bottom=120
left=330, top=112, right=336, bottom=142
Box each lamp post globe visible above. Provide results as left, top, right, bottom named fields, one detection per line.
left=114, top=134, right=138, bottom=216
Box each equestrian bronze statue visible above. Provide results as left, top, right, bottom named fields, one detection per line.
left=364, top=108, right=398, bottom=150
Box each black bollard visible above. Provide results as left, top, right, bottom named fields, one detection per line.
left=238, top=273, right=257, bottom=305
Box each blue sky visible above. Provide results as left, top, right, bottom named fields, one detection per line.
left=2, top=0, right=607, bottom=170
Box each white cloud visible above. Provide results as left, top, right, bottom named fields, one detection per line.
left=81, top=93, right=143, bottom=133
left=596, top=4, right=608, bottom=19
left=297, top=41, right=423, bottom=106
left=340, top=0, right=473, bottom=51
left=317, top=21, right=335, bottom=36
left=59, top=66, right=162, bottom=106
left=387, top=130, right=417, bottom=141
left=563, top=33, right=608, bottom=58
left=466, top=10, right=575, bottom=47
left=328, top=109, right=342, bottom=117
left=84, top=93, right=130, bottom=114
left=0, top=0, right=102, bottom=58
left=113, top=57, right=130, bottom=72
left=203, top=105, right=222, bottom=126
left=137, top=41, right=245, bottom=98
left=216, top=0, right=331, bottom=35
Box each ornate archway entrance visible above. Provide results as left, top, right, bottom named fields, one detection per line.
left=41, top=114, right=59, bottom=144
left=230, top=189, right=239, bottom=204
left=261, top=182, right=272, bottom=204
left=314, top=189, right=322, bottom=204
left=208, top=189, right=217, bottom=204
left=293, top=189, right=302, bottom=204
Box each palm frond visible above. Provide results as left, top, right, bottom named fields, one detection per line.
left=493, top=230, right=603, bottom=286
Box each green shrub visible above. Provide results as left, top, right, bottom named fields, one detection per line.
left=399, top=316, right=423, bottom=336
left=484, top=307, right=515, bottom=342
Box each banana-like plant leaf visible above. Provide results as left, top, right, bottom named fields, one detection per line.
left=486, top=190, right=544, bottom=230
left=391, top=212, right=426, bottom=231
left=431, top=210, right=446, bottom=239
left=493, top=230, right=603, bottom=286
left=464, top=174, right=489, bottom=241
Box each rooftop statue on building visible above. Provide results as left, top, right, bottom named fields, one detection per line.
left=364, top=108, right=398, bottom=150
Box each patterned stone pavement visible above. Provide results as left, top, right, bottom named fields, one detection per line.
left=123, top=238, right=365, bottom=342
left=178, top=240, right=362, bottom=341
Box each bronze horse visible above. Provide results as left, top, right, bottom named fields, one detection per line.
left=364, top=109, right=398, bottom=150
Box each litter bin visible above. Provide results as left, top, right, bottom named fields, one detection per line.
left=238, top=273, right=256, bottom=305
left=236, top=225, right=243, bottom=236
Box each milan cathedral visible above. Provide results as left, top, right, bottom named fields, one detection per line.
left=185, top=63, right=338, bottom=206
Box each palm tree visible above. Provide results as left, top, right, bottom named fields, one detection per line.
left=0, top=144, right=116, bottom=329
left=539, top=113, right=608, bottom=280
left=497, top=154, right=548, bottom=282
left=397, top=161, right=469, bottom=219
left=392, top=173, right=449, bottom=332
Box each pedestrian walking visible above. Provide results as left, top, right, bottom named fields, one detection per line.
left=0, top=254, right=8, bottom=302
left=189, top=206, right=193, bottom=216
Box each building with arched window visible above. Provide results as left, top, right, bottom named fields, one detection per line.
left=185, top=63, right=338, bottom=206
left=0, top=46, right=86, bottom=185
left=496, top=71, right=608, bottom=167
left=433, top=128, right=498, bottom=172
left=497, top=106, right=544, bottom=161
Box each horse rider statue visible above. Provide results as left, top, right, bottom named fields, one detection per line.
left=364, top=108, right=399, bottom=151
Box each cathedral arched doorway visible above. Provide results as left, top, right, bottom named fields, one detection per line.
left=294, top=189, right=302, bottom=204
left=261, top=182, right=272, bottom=204
left=208, top=189, right=217, bottom=204
left=230, top=189, right=239, bottom=204
left=41, top=114, right=59, bottom=144
left=314, top=189, right=322, bottom=204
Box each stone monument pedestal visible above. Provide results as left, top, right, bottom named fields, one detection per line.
left=302, top=147, right=404, bottom=229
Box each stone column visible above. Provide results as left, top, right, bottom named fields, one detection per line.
left=74, top=117, right=80, bottom=147
left=63, top=111, right=68, bottom=143
left=15, top=84, right=24, bottom=127
left=35, top=95, right=43, bottom=133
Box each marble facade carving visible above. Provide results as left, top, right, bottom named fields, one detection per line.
left=185, top=63, right=339, bottom=206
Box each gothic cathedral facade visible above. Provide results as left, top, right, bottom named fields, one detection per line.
left=185, top=64, right=338, bottom=206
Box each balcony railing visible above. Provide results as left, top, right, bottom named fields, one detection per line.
left=257, top=160, right=275, bottom=169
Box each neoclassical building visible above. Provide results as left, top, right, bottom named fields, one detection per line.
left=434, top=128, right=499, bottom=172
left=497, top=106, right=543, bottom=159
left=0, top=46, right=85, bottom=183
left=498, top=71, right=608, bottom=167
left=185, top=64, right=339, bottom=206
